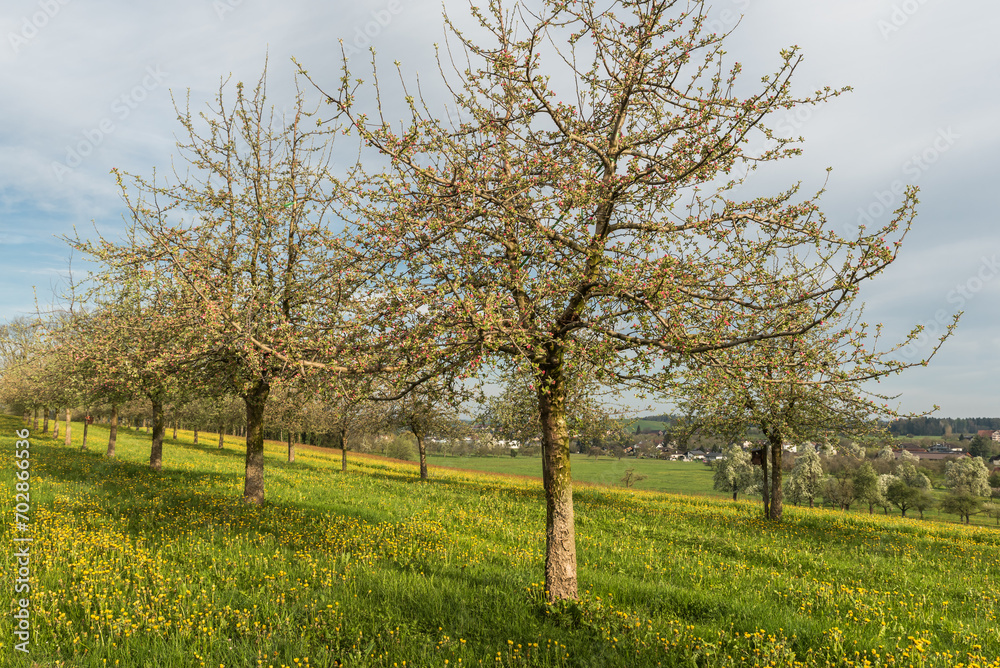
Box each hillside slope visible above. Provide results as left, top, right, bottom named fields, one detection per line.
left=2, top=416, right=999, bottom=667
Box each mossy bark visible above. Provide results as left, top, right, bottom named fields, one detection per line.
left=150, top=398, right=165, bottom=471
left=537, top=352, right=577, bottom=602
left=761, top=442, right=770, bottom=519
left=416, top=432, right=428, bottom=480
left=769, top=434, right=783, bottom=521
left=339, top=431, right=348, bottom=472
left=107, top=405, right=118, bottom=458
left=242, top=380, right=271, bottom=505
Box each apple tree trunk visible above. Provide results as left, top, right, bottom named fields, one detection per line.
left=768, top=434, right=783, bottom=521
left=107, top=404, right=118, bottom=458
left=149, top=398, right=165, bottom=471
left=416, top=432, right=427, bottom=480
left=761, top=442, right=770, bottom=519
left=242, top=380, right=270, bottom=504
left=537, top=354, right=577, bottom=602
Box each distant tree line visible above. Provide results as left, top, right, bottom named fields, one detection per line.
left=889, top=417, right=1000, bottom=436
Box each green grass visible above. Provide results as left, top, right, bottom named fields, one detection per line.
left=428, top=454, right=1000, bottom=527
left=426, top=454, right=731, bottom=498
left=628, top=419, right=672, bottom=433
left=2, top=415, right=1000, bottom=667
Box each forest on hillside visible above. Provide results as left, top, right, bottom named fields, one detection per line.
left=888, top=417, right=1000, bottom=436
left=641, top=415, right=1000, bottom=440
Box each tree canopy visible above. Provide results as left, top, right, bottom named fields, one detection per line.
left=293, top=0, right=950, bottom=600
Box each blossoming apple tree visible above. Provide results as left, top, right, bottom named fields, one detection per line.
left=304, top=0, right=925, bottom=600
left=73, top=69, right=362, bottom=503
left=670, top=288, right=956, bottom=520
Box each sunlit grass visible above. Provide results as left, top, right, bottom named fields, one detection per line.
left=2, top=414, right=999, bottom=667
left=425, top=453, right=731, bottom=498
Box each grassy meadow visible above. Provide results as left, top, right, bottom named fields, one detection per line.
left=426, top=453, right=1000, bottom=528
left=2, top=415, right=1000, bottom=667
left=628, top=420, right=672, bottom=433
left=426, top=454, right=730, bottom=499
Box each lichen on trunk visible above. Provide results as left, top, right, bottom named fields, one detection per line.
left=150, top=398, right=165, bottom=471
left=416, top=432, right=428, bottom=480
left=337, top=429, right=348, bottom=472
left=768, top=433, right=783, bottom=521
left=243, top=379, right=271, bottom=505
left=107, top=404, right=118, bottom=458
left=761, top=442, right=770, bottom=519
left=536, top=352, right=577, bottom=602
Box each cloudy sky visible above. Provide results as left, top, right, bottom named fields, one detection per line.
left=1, top=0, right=996, bottom=418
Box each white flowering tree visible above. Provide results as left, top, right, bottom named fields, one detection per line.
left=876, top=474, right=897, bottom=515
left=712, top=444, right=757, bottom=501
left=785, top=444, right=823, bottom=508
left=71, top=69, right=366, bottom=503
left=853, top=461, right=881, bottom=514
left=945, top=457, right=991, bottom=497
left=895, top=461, right=931, bottom=490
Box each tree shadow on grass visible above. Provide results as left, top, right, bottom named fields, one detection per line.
left=349, top=564, right=543, bottom=634
left=26, top=438, right=391, bottom=550
left=162, top=435, right=336, bottom=477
